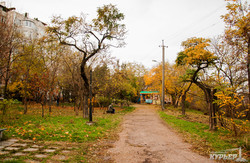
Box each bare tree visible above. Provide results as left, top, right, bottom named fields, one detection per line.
left=0, top=10, right=23, bottom=99
left=47, top=4, right=126, bottom=118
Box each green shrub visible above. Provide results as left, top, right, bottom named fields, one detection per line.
left=0, top=99, right=21, bottom=122
left=97, top=96, right=112, bottom=107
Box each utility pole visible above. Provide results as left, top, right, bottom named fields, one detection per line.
left=159, top=40, right=167, bottom=110
left=89, top=69, right=93, bottom=122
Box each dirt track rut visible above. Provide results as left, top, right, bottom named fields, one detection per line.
left=108, top=104, right=214, bottom=163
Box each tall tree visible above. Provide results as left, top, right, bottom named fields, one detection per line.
left=39, top=38, right=64, bottom=113
left=144, top=63, right=189, bottom=108
left=47, top=4, right=126, bottom=93
left=60, top=50, right=83, bottom=115
left=211, top=36, right=247, bottom=89
left=221, top=0, right=250, bottom=105
left=47, top=4, right=126, bottom=119
left=11, top=39, right=39, bottom=114
left=165, top=64, right=189, bottom=108
left=0, top=12, right=22, bottom=99
left=176, top=37, right=218, bottom=130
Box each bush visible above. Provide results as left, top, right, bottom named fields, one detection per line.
left=113, top=99, right=130, bottom=108
left=0, top=99, right=21, bottom=122
left=97, top=96, right=112, bottom=107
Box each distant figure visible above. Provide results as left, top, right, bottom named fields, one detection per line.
left=107, top=103, right=115, bottom=114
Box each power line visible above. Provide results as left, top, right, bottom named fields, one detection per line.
left=166, top=4, right=225, bottom=41
left=171, top=20, right=223, bottom=43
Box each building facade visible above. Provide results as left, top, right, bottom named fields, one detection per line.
left=0, top=1, right=47, bottom=99
left=0, top=1, right=47, bottom=39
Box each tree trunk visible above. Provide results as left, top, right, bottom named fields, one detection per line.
left=74, top=97, right=79, bottom=116
left=3, top=49, right=12, bottom=100
left=80, top=59, right=90, bottom=119
left=171, top=94, right=176, bottom=107
left=207, top=88, right=218, bottom=130
left=24, top=96, right=28, bottom=114
left=42, top=95, right=46, bottom=118
left=56, top=94, right=60, bottom=106
left=174, top=95, right=181, bottom=108
left=181, top=82, right=192, bottom=115
left=42, top=104, right=44, bottom=118
left=194, top=81, right=217, bottom=130
left=3, top=71, right=10, bottom=100
left=49, top=93, right=52, bottom=113
left=23, top=67, right=30, bottom=114
left=79, top=94, right=83, bottom=112
left=206, top=88, right=215, bottom=130
left=23, top=77, right=28, bottom=114
left=23, top=79, right=28, bottom=114
left=181, top=93, right=186, bottom=115
left=83, top=94, right=88, bottom=118
left=174, top=102, right=178, bottom=108
left=80, top=60, right=89, bottom=92
left=247, top=37, right=250, bottom=120
left=1, top=103, right=6, bottom=122
left=212, top=89, right=217, bottom=131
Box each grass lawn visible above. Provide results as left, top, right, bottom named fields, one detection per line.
left=0, top=104, right=135, bottom=162
left=158, top=106, right=250, bottom=161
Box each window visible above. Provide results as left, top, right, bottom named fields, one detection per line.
left=1, top=16, right=6, bottom=23
left=15, top=18, right=21, bottom=25
left=23, top=20, right=35, bottom=28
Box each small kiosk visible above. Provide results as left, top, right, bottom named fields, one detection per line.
left=139, top=91, right=160, bottom=104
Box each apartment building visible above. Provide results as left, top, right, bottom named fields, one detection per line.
left=0, top=1, right=47, bottom=99
left=0, top=1, right=47, bottom=39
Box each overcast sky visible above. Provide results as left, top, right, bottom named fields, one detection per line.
left=5, top=0, right=228, bottom=68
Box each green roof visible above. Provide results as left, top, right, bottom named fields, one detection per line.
left=140, top=91, right=159, bottom=94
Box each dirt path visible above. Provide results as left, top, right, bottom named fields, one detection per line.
left=108, top=104, right=214, bottom=163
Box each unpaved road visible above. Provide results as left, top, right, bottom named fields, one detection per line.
left=108, top=104, right=214, bottom=163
